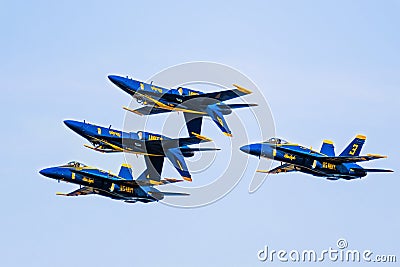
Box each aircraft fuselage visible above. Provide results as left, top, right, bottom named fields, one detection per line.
left=39, top=166, right=159, bottom=202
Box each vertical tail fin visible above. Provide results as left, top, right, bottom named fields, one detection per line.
left=184, top=112, right=203, bottom=137
left=118, top=163, right=134, bottom=180
left=320, top=140, right=335, bottom=156
left=205, top=104, right=232, bottom=137
left=339, top=135, right=366, bottom=156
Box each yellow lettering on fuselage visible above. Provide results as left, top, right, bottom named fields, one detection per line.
left=349, top=144, right=358, bottom=155
left=151, top=86, right=163, bottom=94
left=109, top=130, right=121, bottom=137
left=322, top=162, right=336, bottom=170
left=284, top=154, right=296, bottom=161
left=120, top=185, right=134, bottom=193
left=188, top=91, right=199, bottom=96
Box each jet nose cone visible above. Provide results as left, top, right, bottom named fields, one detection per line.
left=64, top=120, right=84, bottom=133
left=240, top=144, right=251, bottom=154
left=240, top=143, right=262, bottom=157
left=39, top=167, right=57, bottom=178
left=108, top=75, right=123, bottom=85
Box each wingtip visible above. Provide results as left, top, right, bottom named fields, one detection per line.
left=123, top=106, right=144, bottom=116
left=233, top=84, right=253, bottom=94
left=356, top=134, right=367, bottom=140
left=56, top=192, right=67, bottom=196
left=256, top=169, right=270, bottom=173
left=183, top=176, right=193, bottom=182
left=323, top=139, right=334, bottom=145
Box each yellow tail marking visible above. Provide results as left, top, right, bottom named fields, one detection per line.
left=217, top=116, right=224, bottom=126
left=191, top=132, right=212, bottom=142
left=233, top=84, right=252, bottom=94
left=356, top=134, right=366, bottom=140
left=183, top=176, right=192, bottom=182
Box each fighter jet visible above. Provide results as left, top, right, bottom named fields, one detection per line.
left=39, top=161, right=188, bottom=203
left=64, top=120, right=218, bottom=182
left=240, top=135, right=393, bottom=180
left=108, top=75, right=257, bottom=137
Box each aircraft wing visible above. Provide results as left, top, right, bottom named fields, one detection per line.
left=123, top=178, right=185, bottom=186
left=123, top=105, right=171, bottom=116
left=320, top=154, right=388, bottom=164
left=184, top=112, right=203, bottom=137
left=257, top=163, right=297, bottom=174
left=56, top=186, right=95, bottom=196
left=134, top=91, right=206, bottom=115
left=190, top=84, right=252, bottom=102
left=84, top=136, right=123, bottom=153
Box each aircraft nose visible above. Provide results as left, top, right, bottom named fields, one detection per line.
left=240, top=143, right=262, bottom=157
left=108, top=75, right=123, bottom=85
left=64, top=120, right=84, bottom=133
left=39, top=167, right=58, bottom=178
left=240, top=144, right=252, bottom=154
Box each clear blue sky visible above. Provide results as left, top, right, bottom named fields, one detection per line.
left=1, top=1, right=399, bottom=266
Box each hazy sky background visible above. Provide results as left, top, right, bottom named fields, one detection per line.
left=1, top=1, right=399, bottom=266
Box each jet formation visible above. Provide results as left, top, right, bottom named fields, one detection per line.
left=40, top=73, right=393, bottom=203
left=108, top=75, right=256, bottom=137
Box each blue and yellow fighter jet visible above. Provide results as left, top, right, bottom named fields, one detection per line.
left=64, top=120, right=217, bottom=182
left=240, top=135, right=393, bottom=180
left=108, top=75, right=257, bottom=137
left=39, top=161, right=188, bottom=203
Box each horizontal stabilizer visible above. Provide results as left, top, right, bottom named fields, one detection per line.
left=56, top=186, right=95, bottom=196
left=194, top=84, right=253, bottom=102
left=320, top=140, right=335, bottom=156
left=352, top=168, right=394, bottom=173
